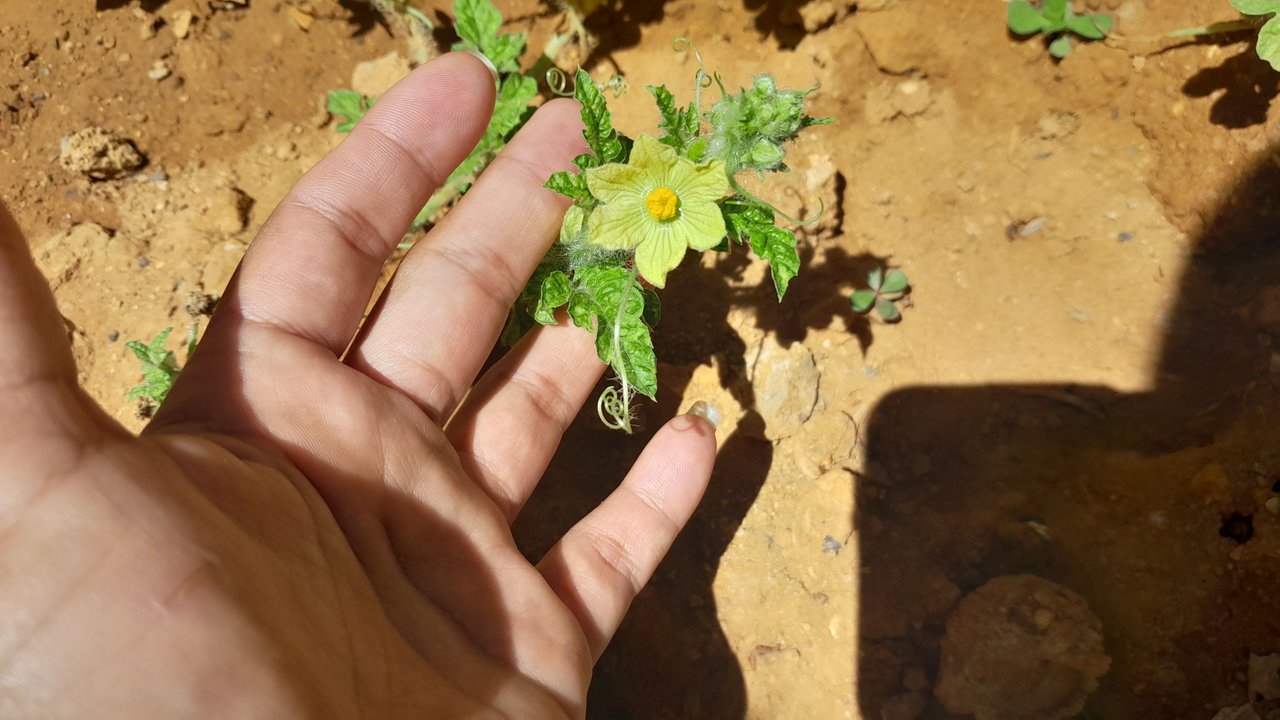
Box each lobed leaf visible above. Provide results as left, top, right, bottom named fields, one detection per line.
left=574, top=69, right=625, bottom=165
left=545, top=170, right=591, bottom=203
left=327, top=89, right=371, bottom=133
left=575, top=266, right=657, bottom=399
left=453, top=0, right=502, bottom=52
left=649, top=84, right=701, bottom=155
left=748, top=225, right=800, bottom=300
left=723, top=200, right=801, bottom=299
left=534, top=271, right=572, bottom=324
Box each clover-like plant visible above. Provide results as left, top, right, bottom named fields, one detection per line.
left=125, top=326, right=196, bottom=414
left=506, top=44, right=829, bottom=432
left=850, top=267, right=910, bottom=323
left=1007, top=0, right=1114, bottom=59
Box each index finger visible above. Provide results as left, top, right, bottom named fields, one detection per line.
left=211, top=52, right=497, bottom=357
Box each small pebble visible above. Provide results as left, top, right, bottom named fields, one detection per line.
left=1118, top=231, right=1134, bottom=243
left=32, top=92, right=46, bottom=102
left=137, top=256, right=150, bottom=268
left=106, top=330, right=119, bottom=342
left=147, top=61, right=171, bottom=81
left=148, top=170, right=168, bottom=182
left=1266, top=497, right=1280, bottom=514
left=1019, top=217, right=1046, bottom=238
left=1033, top=608, right=1055, bottom=630
left=172, top=10, right=194, bottom=39
left=822, top=536, right=841, bottom=554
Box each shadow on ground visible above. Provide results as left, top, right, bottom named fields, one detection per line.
left=513, top=229, right=873, bottom=717
left=856, top=141, right=1280, bottom=717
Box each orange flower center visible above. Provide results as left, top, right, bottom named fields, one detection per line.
left=645, top=187, right=680, bottom=221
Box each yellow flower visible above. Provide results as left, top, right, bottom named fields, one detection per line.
left=584, top=134, right=730, bottom=288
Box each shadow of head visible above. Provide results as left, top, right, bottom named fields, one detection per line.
left=855, top=140, right=1280, bottom=717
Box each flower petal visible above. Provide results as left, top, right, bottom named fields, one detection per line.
left=629, top=134, right=680, bottom=185
left=671, top=157, right=730, bottom=204
left=679, top=199, right=728, bottom=251
left=585, top=162, right=645, bottom=205
left=589, top=198, right=649, bottom=250
left=634, top=227, right=686, bottom=288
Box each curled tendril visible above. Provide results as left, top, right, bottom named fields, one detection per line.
left=723, top=187, right=827, bottom=227
left=672, top=37, right=705, bottom=66
left=545, top=67, right=574, bottom=97
left=596, top=386, right=633, bottom=433
left=604, top=73, right=629, bottom=99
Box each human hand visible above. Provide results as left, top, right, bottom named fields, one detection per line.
left=0, top=52, right=716, bottom=719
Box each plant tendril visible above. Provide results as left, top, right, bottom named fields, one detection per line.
left=545, top=67, right=574, bottom=97
left=725, top=178, right=827, bottom=227
left=595, top=266, right=640, bottom=434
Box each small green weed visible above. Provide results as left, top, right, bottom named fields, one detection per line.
left=125, top=326, right=196, bottom=415
left=1007, top=0, right=1114, bottom=59
left=850, top=267, right=910, bottom=323
left=329, top=0, right=539, bottom=227
left=517, top=44, right=830, bottom=432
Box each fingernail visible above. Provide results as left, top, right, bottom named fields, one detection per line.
left=688, top=400, right=720, bottom=430
left=459, top=48, right=499, bottom=82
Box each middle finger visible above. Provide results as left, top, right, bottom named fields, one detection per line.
left=345, top=99, right=586, bottom=424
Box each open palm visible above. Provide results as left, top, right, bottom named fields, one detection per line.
left=0, top=53, right=715, bottom=719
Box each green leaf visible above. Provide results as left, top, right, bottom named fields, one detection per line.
left=642, top=288, right=661, bottom=327
left=1066, top=13, right=1112, bottom=39
left=722, top=201, right=801, bottom=299
left=749, top=225, right=800, bottom=300
left=1042, top=0, right=1068, bottom=24
left=575, top=69, right=624, bottom=165
left=1231, top=0, right=1280, bottom=16
left=881, top=269, right=909, bottom=294
left=1257, top=16, right=1280, bottom=69
left=534, top=271, right=571, bottom=324
left=453, top=0, right=502, bottom=51
left=545, top=171, right=590, bottom=202
left=649, top=84, right=701, bottom=154
left=1049, top=33, right=1074, bottom=58
left=485, top=32, right=526, bottom=74
left=125, top=328, right=182, bottom=404
left=327, top=89, right=371, bottom=133
left=1007, top=1, right=1049, bottom=35
left=868, top=267, right=883, bottom=290
left=575, top=266, right=657, bottom=399
left=567, top=289, right=596, bottom=331
left=851, top=290, right=877, bottom=313
left=451, top=0, right=525, bottom=74
left=876, top=298, right=902, bottom=323
left=491, top=74, right=538, bottom=140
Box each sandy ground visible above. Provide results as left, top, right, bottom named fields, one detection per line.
left=7, top=0, right=1280, bottom=717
